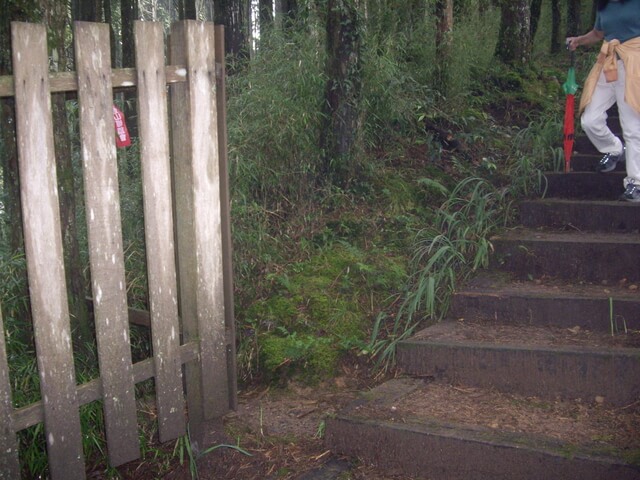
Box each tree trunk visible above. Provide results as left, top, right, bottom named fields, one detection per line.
left=495, top=0, right=531, bottom=66
left=530, top=0, right=542, bottom=43
left=214, top=0, right=249, bottom=62
left=277, top=0, right=299, bottom=29
left=184, top=0, right=197, bottom=19
left=434, top=0, right=454, bottom=97
left=319, top=0, right=362, bottom=187
left=566, top=0, right=581, bottom=37
left=550, top=0, right=562, bottom=54
left=104, top=0, right=117, bottom=66
left=74, top=0, right=103, bottom=21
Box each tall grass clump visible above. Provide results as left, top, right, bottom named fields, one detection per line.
left=226, top=25, right=327, bottom=209
left=369, top=177, right=512, bottom=367
left=446, top=6, right=501, bottom=105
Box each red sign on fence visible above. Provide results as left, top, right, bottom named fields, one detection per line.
left=113, top=105, right=131, bottom=147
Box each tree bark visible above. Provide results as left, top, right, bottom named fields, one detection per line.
left=214, top=0, right=249, bottom=62
left=530, top=0, right=542, bottom=43
left=550, top=0, right=562, bottom=54
left=434, top=0, right=454, bottom=97
left=73, top=0, right=103, bottom=21
left=495, top=0, right=531, bottom=66
left=277, top=0, right=299, bottom=29
left=319, top=0, right=362, bottom=187
left=566, top=0, right=581, bottom=37
left=184, top=0, right=197, bottom=19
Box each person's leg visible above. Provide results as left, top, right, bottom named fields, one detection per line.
left=581, top=69, right=624, bottom=161
left=613, top=60, right=640, bottom=192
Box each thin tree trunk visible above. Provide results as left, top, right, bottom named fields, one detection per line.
left=74, top=0, right=103, bottom=21
left=184, top=0, right=197, bottom=19
left=550, top=0, right=562, bottom=54
left=214, top=0, right=249, bottom=63
left=319, top=0, right=362, bottom=187
left=104, top=0, right=117, bottom=66
left=435, top=0, right=454, bottom=97
left=277, top=0, right=299, bottom=29
left=566, top=0, right=581, bottom=36
left=530, top=0, right=542, bottom=43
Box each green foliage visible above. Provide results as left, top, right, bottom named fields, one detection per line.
left=239, top=239, right=407, bottom=383
left=226, top=26, right=326, bottom=207
left=368, top=176, right=513, bottom=367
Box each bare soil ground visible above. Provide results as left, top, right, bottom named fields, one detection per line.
left=161, top=369, right=420, bottom=480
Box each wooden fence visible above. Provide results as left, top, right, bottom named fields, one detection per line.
left=0, top=20, right=236, bottom=479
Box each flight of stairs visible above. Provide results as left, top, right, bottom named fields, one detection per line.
left=325, top=122, right=640, bottom=479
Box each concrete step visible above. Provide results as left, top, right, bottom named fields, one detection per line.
left=326, top=378, right=640, bottom=480
left=450, top=272, right=640, bottom=332
left=544, top=172, right=626, bottom=199
left=519, top=198, right=640, bottom=232
left=396, top=321, right=640, bottom=406
left=490, top=228, right=640, bottom=282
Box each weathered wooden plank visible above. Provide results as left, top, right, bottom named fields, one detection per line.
left=74, top=21, right=139, bottom=467
left=169, top=20, right=228, bottom=445
left=10, top=22, right=86, bottom=479
left=0, top=306, right=20, bottom=480
left=134, top=20, right=186, bottom=443
left=0, top=66, right=188, bottom=97
left=214, top=24, right=238, bottom=412
left=12, top=342, right=199, bottom=432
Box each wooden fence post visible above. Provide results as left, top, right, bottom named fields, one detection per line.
left=134, top=20, right=186, bottom=442
left=74, top=21, right=140, bottom=467
left=169, top=20, right=229, bottom=446
left=11, top=21, right=86, bottom=479
left=215, top=24, right=238, bottom=411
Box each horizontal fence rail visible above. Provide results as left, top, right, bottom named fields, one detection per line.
left=0, top=20, right=236, bottom=479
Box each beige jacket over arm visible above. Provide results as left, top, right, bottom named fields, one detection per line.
left=579, top=37, right=640, bottom=115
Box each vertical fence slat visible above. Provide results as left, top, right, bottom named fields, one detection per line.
left=74, top=21, right=139, bottom=467
left=214, top=24, right=238, bottom=412
left=134, top=20, right=186, bottom=442
left=169, top=20, right=228, bottom=445
left=10, top=22, right=86, bottom=479
left=0, top=306, right=20, bottom=479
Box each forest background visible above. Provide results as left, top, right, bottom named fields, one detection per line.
left=0, top=0, right=599, bottom=477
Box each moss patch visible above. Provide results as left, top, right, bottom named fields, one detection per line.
left=250, top=241, right=407, bottom=384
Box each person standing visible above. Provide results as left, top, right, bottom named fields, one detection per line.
left=566, top=0, right=640, bottom=202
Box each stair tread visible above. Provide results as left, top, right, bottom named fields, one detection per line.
left=327, top=378, right=640, bottom=479
left=408, top=320, right=640, bottom=351
left=522, top=197, right=635, bottom=207
left=339, top=378, right=639, bottom=458
left=492, top=227, right=640, bottom=244
left=460, top=271, right=640, bottom=300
